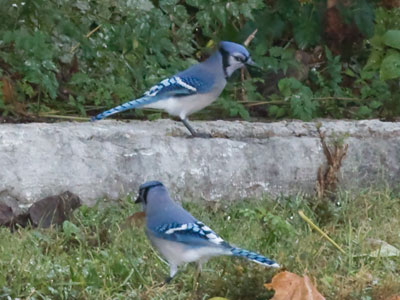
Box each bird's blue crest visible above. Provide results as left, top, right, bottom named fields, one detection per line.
left=139, top=181, right=164, bottom=191
left=136, top=181, right=164, bottom=204
left=219, top=41, right=250, bottom=57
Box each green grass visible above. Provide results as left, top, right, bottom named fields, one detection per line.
left=0, top=188, right=399, bottom=300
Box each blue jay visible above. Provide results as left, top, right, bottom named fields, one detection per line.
left=135, top=181, right=280, bottom=282
left=91, top=41, right=255, bottom=137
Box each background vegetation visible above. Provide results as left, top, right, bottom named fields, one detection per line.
left=1, top=0, right=400, bottom=122
left=1, top=189, right=399, bottom=299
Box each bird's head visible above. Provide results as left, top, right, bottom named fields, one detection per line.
left=135, top=181, right=164, bottom=207
left=219, top=41, right=255, bottom=78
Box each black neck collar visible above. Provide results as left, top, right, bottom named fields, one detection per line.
left=219, top=47, right=230, bottom=78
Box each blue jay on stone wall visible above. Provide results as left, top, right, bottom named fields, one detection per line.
left=92, top=41, right=255, bottom=137
left=135, top=181, right=280, bottom=283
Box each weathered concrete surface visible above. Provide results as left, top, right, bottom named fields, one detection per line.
left=0, top=119, right=399, bottom=209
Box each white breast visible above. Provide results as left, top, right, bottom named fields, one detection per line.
left=143, top=83, right=226, bottom=120
left=149, top=236, right=229, bottom=267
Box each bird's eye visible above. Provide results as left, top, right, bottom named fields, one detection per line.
left=234, top=56, right=245, bottom=63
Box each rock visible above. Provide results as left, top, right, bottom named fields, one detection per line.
left=28, top=191, right=81, bottom=228
left=0, top=202, right=29, bottom=230
left=0, top=119, right=399, bottom=205
left=0, top=203, right=13, bottom=226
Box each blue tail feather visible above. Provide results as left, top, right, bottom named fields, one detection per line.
left=230, top=247, right=280, bottom=268
left=91, top=96, right=159, bottom=121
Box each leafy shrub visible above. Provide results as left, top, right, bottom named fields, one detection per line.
left=1, top=0, right=399, bottom=121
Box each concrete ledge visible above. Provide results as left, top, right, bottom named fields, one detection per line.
left=0, top=119, right=399, bottom=209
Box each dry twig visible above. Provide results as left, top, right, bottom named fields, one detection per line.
left=70, top=24, right=102, bottom=53
left=316, top=127, right=348, bottom=200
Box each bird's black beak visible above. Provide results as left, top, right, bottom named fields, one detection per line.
left=246, top=57, right=256, bottom=66
left=246, top=57, right=261, bottom=69
left=135, top=195, right=143, bottom=204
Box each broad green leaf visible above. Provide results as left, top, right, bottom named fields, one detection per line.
left=63, top=221, right=81, bottom=238
left=369, top=35, right=384, bottom=49
left=364, top=50, right=383, bottom=71
left=383, top=30, right=400, bottom=50
left=353, top=0, right=375, bottom=38
left=380, top=53, right=400, bottom=80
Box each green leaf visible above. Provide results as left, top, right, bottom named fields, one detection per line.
left=213, top=4, right=227, bottom=25
left=255, top=43, right=268, bottom=56
left=268, top=105, right=286, bottom=118
left=238, top=106, right=250, bottom=120
left=278, top=78, right=316, bottom=121
left=63, top=221, right=81, bottom=238
left=269, top=47, right=284, bottom=58
left=364, top=50, right=383, bottom=71
left=380, top=53, right=400, bottom=80
left=278, top=78, right=302, bottom=97
left=292, top=6, right=321, bottom=49
left=369, top=100, right=382, bottom=109
left=130, top=0, right=154, bottom=10
left=357, top=105, right=372, bottom=118
left=268, top=105, right=279, bottom=115
left=383, top=30, right=400, bottom=50
left=353, top=0, right=375, bottom=38
left=344, top=68, right=356, bottom=78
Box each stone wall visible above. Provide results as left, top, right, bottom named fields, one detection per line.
left=0, top=119, right=399, bottom=210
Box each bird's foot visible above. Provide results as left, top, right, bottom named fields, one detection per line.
left=164, top=276, right=173, bottom=284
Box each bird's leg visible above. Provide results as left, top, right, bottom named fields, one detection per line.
left=181, top=118, right=196, bottom=136
left=193, top=259, right=206, bottom=290
left=164, top=276, right=173, bottom=284
left=164, top=264, right=178, bottom=284
left=181, top=118, right=212, bottom=138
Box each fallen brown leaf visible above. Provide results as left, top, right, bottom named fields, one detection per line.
left=265, top=271, right=325, bottom=300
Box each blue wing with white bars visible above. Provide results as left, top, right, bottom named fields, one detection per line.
left=151, top=220, right=280, bottom=267
left=91, top=75, right=205, bottom=121
left=151, top=221, right=230, bottom=248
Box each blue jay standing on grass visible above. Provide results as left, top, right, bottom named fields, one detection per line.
left=92, top=41, right=255, bottom=137
left=135, top=181, right=280, bottom=282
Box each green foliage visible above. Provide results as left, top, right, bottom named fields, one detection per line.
left=278, top=78, right=317, bottom=121
left=237, top=206, right=296, bottom=245
left=1, top=0, right=400, bottom=121
left=365, top=8, right=400, bottom=83
left=338, top=0, right=375, bottom=38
